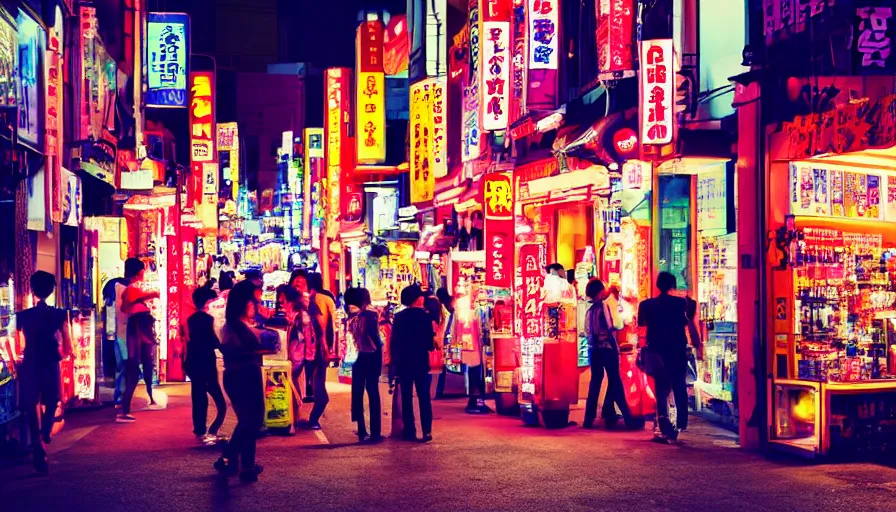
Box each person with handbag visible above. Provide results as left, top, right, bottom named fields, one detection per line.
left=637, top=272, right=702, bottom=442
left=389, top=285, right=435, bottom=442
left=346, top=287, right=384, bottom=443
left=582, top=278, right=634, bottom=429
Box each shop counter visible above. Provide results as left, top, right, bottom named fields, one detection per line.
left=770, top=378, right=896, bottom=458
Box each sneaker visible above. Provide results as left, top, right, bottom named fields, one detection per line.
left=145, top=403, right=165, bottom=411
left=200, top=434, right=218, bottom=445
left=115, top=414, right=136, bottom=423
left=298, top=420, right=321, bottom=431
left=421, top=433, right=433, bottom=443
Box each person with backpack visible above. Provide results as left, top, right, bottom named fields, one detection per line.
left=637, top=272, right=702, bottom=441
left=582, top=278, right=633, bottom=429
left=346, top=287, right=383, bottom=443
left=184, top=286, right=227, bottom=445
left=16, top=271, right=72, bottom=473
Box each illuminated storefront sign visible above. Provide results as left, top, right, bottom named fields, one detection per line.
left=146, top=12, right=189, bottom=108
left=510, top=0, right=527, bottom=122
left=189, top=71, right=217, bottom=234
left=0, top=8, right=15, bottom=107
left=356, top=21, right=386, bottom=164
left=305, top=127, right=324, bottom=243
left=596, top=0, right=635, bottom=77
left=613, top=127, right=639, bottom=157
left=462, top=0, right=482, bottom=161
left=217, top=122, right=239, bottom=199
left=639, top=39, right=674, bottom=146
left=480, top=0, right=511, bottom=131
left=17, top=9, right=45, bottom=150
left=516, top=241, right=546, bottom=402
left=528, top=0, right=558, bottom=70
left=410, top=79, right=434, bottom=203
left=48, top=16, right=64, bottom=224
left=325, top=68, right=349, bottom=237
left=482, top=172, right=513, bottom=288
left=431, top=77, right=447, bottom=178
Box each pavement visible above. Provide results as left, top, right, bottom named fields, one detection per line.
left=2, top=374, right=896, bottom=512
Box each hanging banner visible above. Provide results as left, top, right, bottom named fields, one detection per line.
left=481, top=0, right=511, bottom=132
left=597, top=0, right=635, bottom=77
left=48, top=19, right=64, bottom=224
left=638, top=39, right=674, bottom=146
left=482, top=172, right=514, bottom=288
left=189, top=72, right=215, bottom=164
left=325, top=68, right=349, bottom=237
left=410, top=79, right=434, bottom=203
left=383, top=14, right=410, bottom=75
left=356, top=20, right=386, bottom=164
left=146, top=12, right=189, bottom=108
left=16, top=9, right=45, bottom=150
left=517, top=241, right=546, bottom=403
left=431, top=77, right=448, bottom=178
left=462, top=0, right=482, bottom=161
left=528, top=0, right=559, bottom=70
left=510, top=0, right=527, bottom=123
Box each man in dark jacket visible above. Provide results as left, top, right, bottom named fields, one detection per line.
left=389, top=284, right=435, bottom=442
left=184, top=287, right=227, bottom=444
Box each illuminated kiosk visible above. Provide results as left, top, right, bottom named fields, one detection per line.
left=767, top=97, right=896, bottom=458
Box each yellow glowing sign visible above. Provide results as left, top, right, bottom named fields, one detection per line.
left=356, top=72, right=386, bottom=164
left=217, top=122, right=239, bottom=200
left=325, top=68, right=347, bottom=238
left=431, top=77, right=447, bottom=178
left=410, top=79, right=434, bottom=204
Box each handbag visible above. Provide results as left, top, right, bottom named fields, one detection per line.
left=429, top=348, right=445, bottom=372
left=637, top=345, right=665, bottom=377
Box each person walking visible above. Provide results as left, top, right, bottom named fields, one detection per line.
left=16, top=271, right=72, bottom=473
left=582, top=278, right=634, bottom=429
left=390, top=284, right=435, bottom=442
left=637, top=272, right=702, bottom=441
left=214, top=280, right=271, bottom=482
left=117, top=258, right=161, bottom=422
left=184, top=286, right=227, bottom=445
left=299, top=272, right=335, bottom=428
left=346, top=287, right=383, bottom=443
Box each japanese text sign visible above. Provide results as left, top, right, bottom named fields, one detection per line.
left=596, top=0, right=635, bottom=75
left=639, top=39, right=673, bottom=146
left=482, top=172, right=513, bottom=220
left=481, top=1, right=511, bottom=132
left=410, top=79, right=434, bottom=203
left=146, top=13, right=189, bottom=108
left=463, top=0, right=482, bottom=161
left=853, top=6, right=895, bottom=73
left=529, top=0, right=559, bottom=70
left=356, top=21, right=386, bottom=164
left=189, top=72, right=215, bottom=164
left=516, top=241, right=545, bottom=401
left=431, top=77, right=448, bottom=177
left=483, top=172, right=514, bottom=288
left=325, top=68, right=349, bottom=236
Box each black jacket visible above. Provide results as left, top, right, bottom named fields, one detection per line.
left=389, top=307, right=434, bottom=377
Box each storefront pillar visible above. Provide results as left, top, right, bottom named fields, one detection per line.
left=734, top=81, right=763, bottom=450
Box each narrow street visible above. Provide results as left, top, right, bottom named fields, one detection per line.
left=2, top=378, right=896, bottom=512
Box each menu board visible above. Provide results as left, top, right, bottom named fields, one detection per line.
left=790, top=163, right=885, bottom=221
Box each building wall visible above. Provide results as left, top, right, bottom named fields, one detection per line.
left=235, top=72, right=305, bottom=190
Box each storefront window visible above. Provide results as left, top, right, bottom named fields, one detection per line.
left=657, top=175, right=692, bottom=291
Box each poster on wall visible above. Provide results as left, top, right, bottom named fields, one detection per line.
left=0, top=10, right=15, bottom=107
left=16, top=9, right=45, bottom=150
left=789, top=163, right=830, bottom=216
left=696, top=168, right=727, bottom=232
left=831, top=169, right=844, bottom=217
left=792, top=163, right=885, bottom=221
left=145, top=12, right=189, bottom=108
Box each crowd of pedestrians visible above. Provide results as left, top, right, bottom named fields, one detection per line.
left=14, top=263, right=702, bottom=478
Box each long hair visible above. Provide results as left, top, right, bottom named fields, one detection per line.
left=225, top=280, right=258, bottom=343
left=424, top=296, right=443, bottom=325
